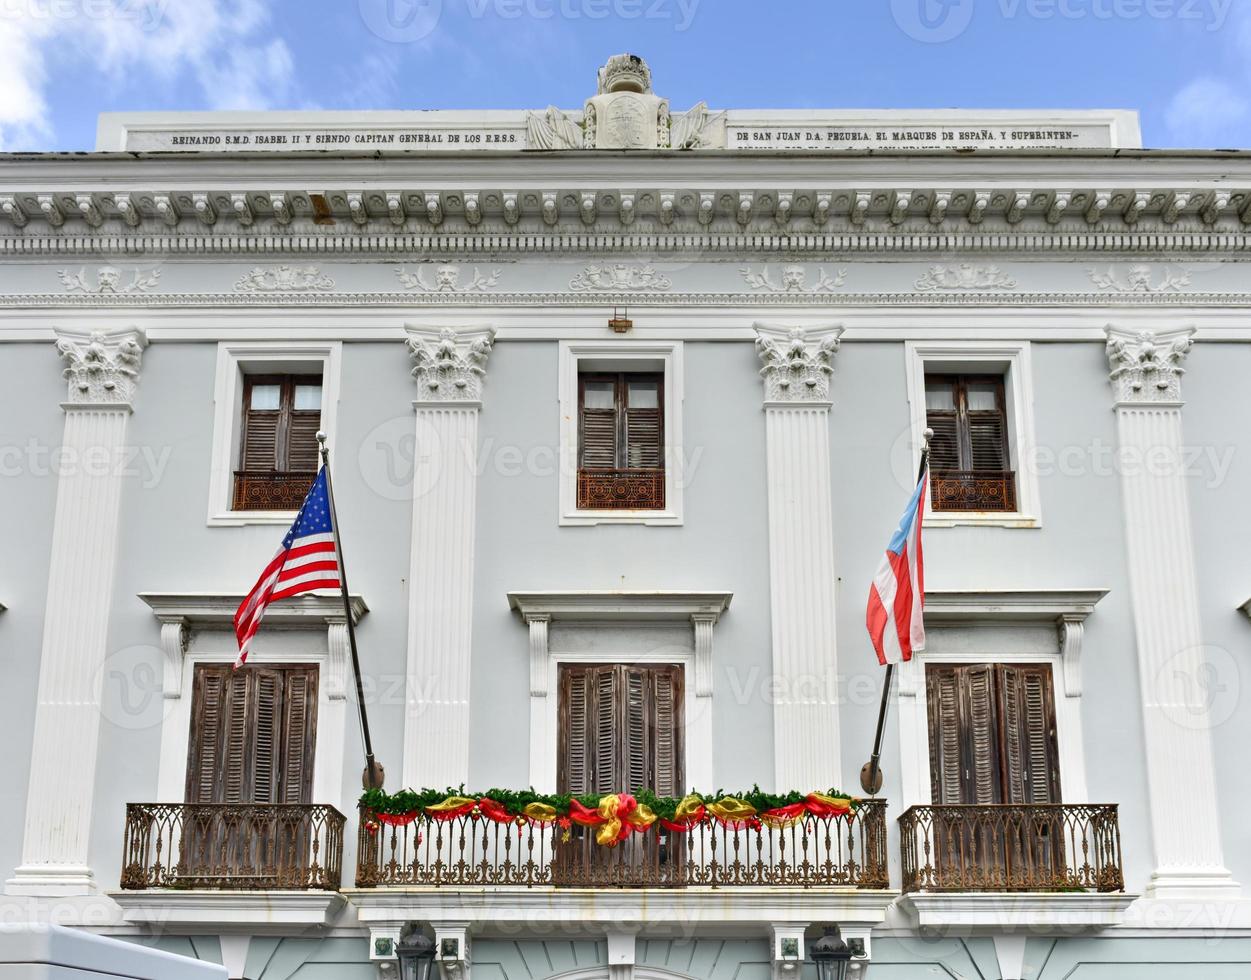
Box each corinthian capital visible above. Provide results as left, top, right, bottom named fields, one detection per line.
left=406, top=325, right=497, bottom=402
left=754, top=322, right=845, bottom=404
left=1105, top=326, right=1195, bottom=405
left=54, top=328, right=147, bottom=407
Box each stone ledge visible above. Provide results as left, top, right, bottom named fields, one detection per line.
left=109, top=890, right=346, bottom=931
left=898, top=891, right=1137, bottom=929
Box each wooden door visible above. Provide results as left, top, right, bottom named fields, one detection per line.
left=555, top=663, right=684, bottom=885
left=926, top=662, right=1062, bottom=888
left=183, top=664, right=318, bottom=886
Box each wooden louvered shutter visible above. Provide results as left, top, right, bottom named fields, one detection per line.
left=963, top=664, right=1003, bottom=805
left=924, top=378, right=961, bottom=472
left=241, top=377, right=282, bottom=472
left=623, top=376, right=663, bottom=470
left=1000, top=664, right=1060, bottom=804
left=186, top=665, right=232, bottom=804
left=964, top=378, right=1009, bottom=472
left=579, top=376, right=619, bottom=469
left=280, top=667, right=319, bottom=804
left=186, top=663, right=318, bottom=805
left=926, top=665, right=966, bottom=805
left=559, top=663, right=684, bottom=796
left=250, top=668, right=283, bottom=804
left=559, top=664, right=618, bottom=795
left=287, top=381, right=322, bottom=473
left=623, top=668, right=650, bottom=795
left=649, top=665, right=683, bottom=797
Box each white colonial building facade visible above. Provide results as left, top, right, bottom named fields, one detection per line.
left=0, top=53, right=1249, bottom=979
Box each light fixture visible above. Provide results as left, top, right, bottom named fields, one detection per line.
left=609, top=306, right=632, bottom=333
left=396, top=930, right=436, bottom=980
left=810, top=927, right=853, bottom=980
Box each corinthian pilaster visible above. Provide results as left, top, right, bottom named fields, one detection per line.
left=401, top=326, right=495, bottom=789
left=755, top=323, right=844, bottom=790
left=7, top=329, right=146, bottom=896
left=1105, top=326, right=1239, bottom=899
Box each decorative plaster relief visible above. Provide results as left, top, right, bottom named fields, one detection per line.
left=234, top=264, right=335, bottom=292
left=740, top=265, right=846, bottom=293
left=396, top=265, right=501, bottom=292
left=570, top=263, right=672, bottom=291
left=1089, top=265, right=1191, bottom=293
left=915, top=263, right=1017, bottom=291
left=57, top=266, right=161, bottom=294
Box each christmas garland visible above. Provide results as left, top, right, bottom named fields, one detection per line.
left=360, top=786, right=860, bottom=847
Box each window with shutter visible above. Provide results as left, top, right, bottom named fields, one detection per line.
left=557, top=663, right=684, bottom=796
left=234, top=374, right=323, bottom=512
left=185, top=663, right=319, bottom=805
left=925, top=662, right=1060, bottom=806
left=925, top=373, right=1016, bottom=513
left=576, top=372, right=665, bottom=511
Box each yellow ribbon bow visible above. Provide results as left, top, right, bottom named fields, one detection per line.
left=424, top=795, right=476, bottom=815
left=522, top=802, right=560, bottom=823
left=706, top=796, right=758, bottom=824
left=593, top=794, right=658, bottom=846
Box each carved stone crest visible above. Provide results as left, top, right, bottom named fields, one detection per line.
left=524, top=54, right=725, bottom=151
left=234, top=265, right=335, bottom=292
left=741, top=266, right=846, bottom=294
left=396, top=265, right=501, bottom=293
left=1105, top=326, right=1194, bottom=404
left=58, top=266, right=161, bottom=294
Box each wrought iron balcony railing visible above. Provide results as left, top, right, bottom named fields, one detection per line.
left=577, top=468, right=666, bottom=510
left=120, top=803, right=346, bottom=891
left=930, top=470, right=1017, bottom=512
left=899, top=804, right=1124, bottom=893
left=232, top=471, right=317, bottom=511
left=356, top=800, right=889, bottom=889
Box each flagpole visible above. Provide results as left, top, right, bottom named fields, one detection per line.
left=317, top=432, right=385, bottom=790
left=860, top=428, right=932, bottom=796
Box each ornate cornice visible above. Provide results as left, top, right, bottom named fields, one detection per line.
left=1105, top=326, right=1195, bottom=405
left=406, top=325, right=496, bottom=402
left=54, top=328, right=146, bottom=406
left=3, top=227, right=1251, bottom=260
left=754, top=322, right=844, bottom=404
left=7, top=288, right=1251, bottom=311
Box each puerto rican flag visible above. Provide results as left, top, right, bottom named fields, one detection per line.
left=233, top=468, right=341, bottom=667
left=865, top=472, right=928, bottom=666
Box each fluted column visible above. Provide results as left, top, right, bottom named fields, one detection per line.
left=7, top=329, right=146, bottom=896
left=1106, top=326, right=1239, bottom=899
left=756, top=323, right=844, bottom=790
left=401, top=326, right=495, bottom=790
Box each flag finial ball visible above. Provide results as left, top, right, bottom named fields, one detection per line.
left=316, top=430, right=327, bottom=444
left=922, top=426, right=934, bottom=446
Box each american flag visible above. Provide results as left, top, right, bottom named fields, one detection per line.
left=233, top=468, right=341, bottom=667
left=865, top=470, right=928, bottom=666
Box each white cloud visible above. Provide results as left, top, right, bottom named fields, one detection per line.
left=1165, top=77, right=1250, bottom=148
left=0, top=0, right=296, bottom=149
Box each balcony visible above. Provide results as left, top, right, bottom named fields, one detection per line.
left=930, top=470, right=1017, bottom=512
left=355, top=799, right=889, bottom=889
left=232, top=471, right=316, bottom=511
left=897, top=804, right=1132, bottom=928
left=113, top=803, right=347, bottom=929
left=577, top=468, right=665, bottom=510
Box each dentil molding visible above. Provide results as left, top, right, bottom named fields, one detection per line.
left=1105, top=326, right=1195, bottom=404
left=754, top=322, right=844, bottom=403
left=54, top=327, right=146, bottom=406
left=406, top=324, right=497, bottom=402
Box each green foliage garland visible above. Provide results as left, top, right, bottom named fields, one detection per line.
left=359, top=785, right=860, bottom=821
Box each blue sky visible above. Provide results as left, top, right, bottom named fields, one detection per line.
left=1, top=0, right=1248, bottom=151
